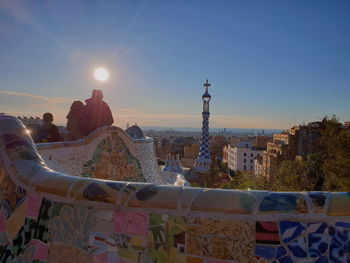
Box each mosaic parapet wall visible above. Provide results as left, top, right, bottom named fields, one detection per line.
left=1, top=116, right=350, bottom=263
left=36, top=125, right=165, bottom=184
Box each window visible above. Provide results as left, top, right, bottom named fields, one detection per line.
left=250, top=165, right=253, bottom=170
left=244, top=159, right=246, bottom=163
left=244, top=165, right=246, bottom=170
left=244, top=153, right=247, bottom=157
left=250, top=159, right=253, bottom=164
left=251, top=153, right=253, bottom=157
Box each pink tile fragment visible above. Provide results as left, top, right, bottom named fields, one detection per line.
left=31, top=240, right=48, bottom=261
left=0, top=209, right=7, bottom=232
left=114, top=212, right=149, bottom=236
left=26, top=194, right=42, bottom=219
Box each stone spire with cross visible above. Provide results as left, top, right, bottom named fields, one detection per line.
left=194, top=79, right=212, bottom=172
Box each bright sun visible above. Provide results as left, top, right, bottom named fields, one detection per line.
left=94, top=67, right=109, bottom=82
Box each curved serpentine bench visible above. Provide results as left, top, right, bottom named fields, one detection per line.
left=0, top=115, right=349, bottom=263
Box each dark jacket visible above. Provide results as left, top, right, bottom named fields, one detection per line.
left=66, top=109, right=84, bottom=140
left=82, top=98, right=113, bottom=136
left=36, top=123, right=61, bottom=143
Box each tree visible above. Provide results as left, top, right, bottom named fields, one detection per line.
left=220, top=170, right=271, bottom=190
left=273, top=154, right=324, bottom=191
left=321, top=116, right=350, bottom=191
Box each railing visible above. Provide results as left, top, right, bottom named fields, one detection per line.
left=0, top=115, right=349, bottom=263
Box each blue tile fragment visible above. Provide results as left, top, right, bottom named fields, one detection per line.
left=335, top=222, right=350, bottom=229
left=255, top=245, right=277, bottom=259
left=259, top=193, right=305, bottom=213
left=288, top=244, right=307, bottom=258
left=276, top=246, right=287, bottom=259
left=309, top=234, right=328, bottom=257
left=315, top=256, right=329, bottom=263
left=278, top=255, right=293, bottom=263
left=307, top=222, right=328, bottom=234
left=329, top=225, right=348, bottom=263
left=280, top=221, right=305, bottom=243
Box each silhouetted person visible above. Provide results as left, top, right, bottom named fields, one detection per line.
left=82, top=89, right=113, bottom=136
left=66, top=100, right=85, bottom=140
left=36, top=113, right=61, bottom=143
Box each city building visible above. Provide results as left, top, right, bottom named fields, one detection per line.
left=210, top=135, right=228, bottom=161
left=258, top=121, right=325, bottom=179
left=226, top=140, right=264, bottom=172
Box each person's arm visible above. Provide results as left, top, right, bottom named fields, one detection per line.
left=105, top=104, right=114, bottom=125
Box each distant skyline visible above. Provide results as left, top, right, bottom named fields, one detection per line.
left=1, top=0, right=349, bottom=129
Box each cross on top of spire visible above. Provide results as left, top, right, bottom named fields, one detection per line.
left=203, top=79, right=211, bottom=89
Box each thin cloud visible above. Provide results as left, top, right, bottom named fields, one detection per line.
left=0, top=90, right=290, bottom=129
left=0, top=91, right=73, bottom=104
left=0, top=90, right=73, bottom=124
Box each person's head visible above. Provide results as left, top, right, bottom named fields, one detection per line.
left=70, top=100, right=84, bottom=111
left=91, top=89, right=103, bottom=100
left=43, top=112, right=53, bottom=124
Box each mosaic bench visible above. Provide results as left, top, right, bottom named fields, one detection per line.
left=0, top=115, right=350, bottom=263
left=35, top=125, right=162, bottom=184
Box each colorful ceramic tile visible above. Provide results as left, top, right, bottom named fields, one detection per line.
left=315, top=256, right=328, bottom=263
left=307, top=222, right=328, bottom=234
left=275, top=246, right=287, bottom=259
left=81, top=134, right=145, bottom=182
left=308, top=234, right=328, bottom=258
left=5, top=137, right=41, bottom=162
left=31, top=239, right=49, bottom=261
left=78, top=182, right=117, bottom=203
left=129, top=235, right=148, bottom=249
left=114, top=212, right=149, bottom=236
left=278, top=255, right=293, bottom=263
left=287, top=237, right=307, bottom=258
left=3, top=186, right=26, bottom=214
left=49, top=202, right=93, bottom=249
left=191, top=189, right=255, bottom=214
left=0, top=209, right=6, bottom=233
left=128, top=185, right=180, bottom=209
left=120, top=183, right=154, bottom=206
left=47, top=242, right=93, bottom=263
left=279, top=221, right=305, bottom=244
left=256, top=222, right=280, bottom=245
left=181, top=188, right=206, bottom=210
left=255, top=245, right=276, bottom=259
left=328, top=224, right=348, bottom=263
left=6, top=199, right=27, bottom=241
left=259, top=193, right=308, bottom=214
left=87, top=232, right=131, bottom=262
left=202, top=235, right=233, bottom=260
left=308, top=192, right=327, bottom=213
left=34, top=172, right=77, bottom=197
left=148, top=244, right=170, bottom=263
left=335, top=222, right=350, bottom=229
left=328, top=193, right=350, bottom=216
left=187, top=233, right=202, bottom=256
left=26, top=194, right=43, bottom=219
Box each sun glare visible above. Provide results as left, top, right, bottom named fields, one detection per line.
left=94, top=67, right=109, bottom=82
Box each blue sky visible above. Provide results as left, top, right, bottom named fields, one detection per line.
left=0, top=0, right=349, bottom=129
